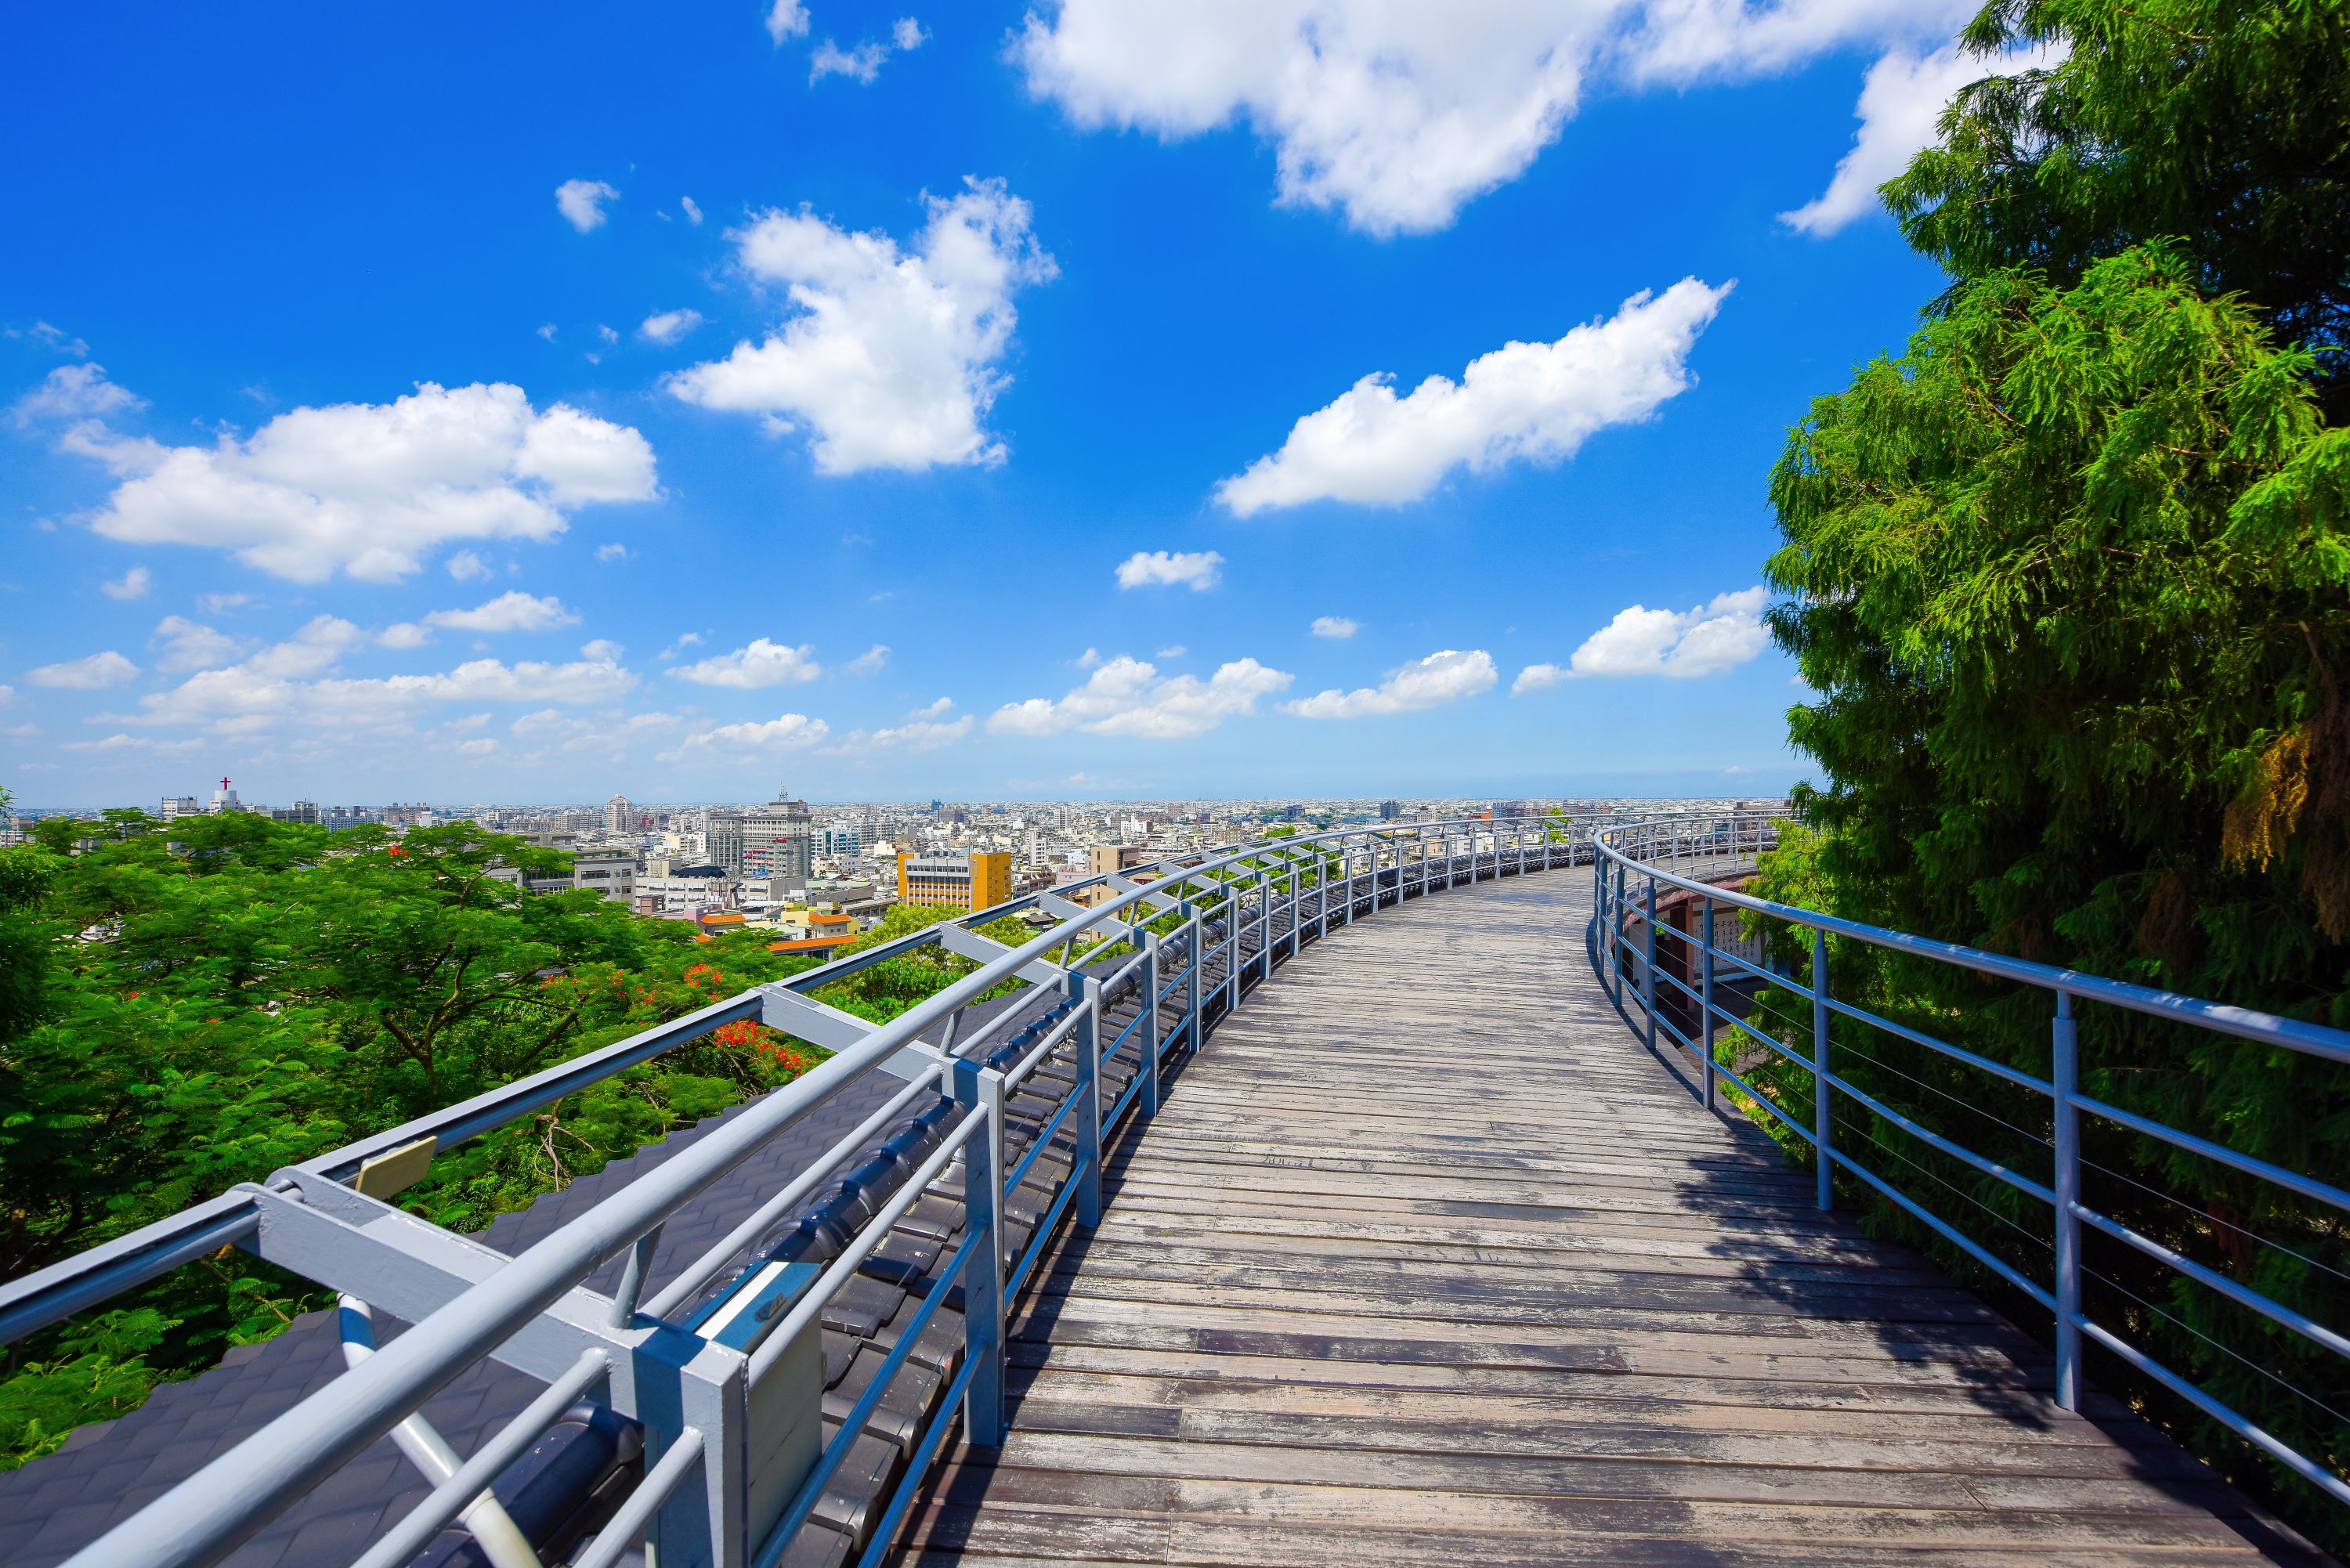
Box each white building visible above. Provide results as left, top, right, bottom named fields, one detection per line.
left=604, top=793, right=634, bottom=833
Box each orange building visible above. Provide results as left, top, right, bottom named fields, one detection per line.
left=898, top=850, right=1013, bottom=912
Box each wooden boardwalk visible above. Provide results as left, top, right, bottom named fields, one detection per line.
left=895, top=872, right=2325, bottom=1566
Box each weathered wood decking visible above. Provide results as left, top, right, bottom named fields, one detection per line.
left=895, top=873, right=2325, bottom=1566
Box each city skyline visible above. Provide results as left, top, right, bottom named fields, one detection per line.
left=2, top=4, right=1990, bottom=803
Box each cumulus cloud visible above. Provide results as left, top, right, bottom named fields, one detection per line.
left=580, top=638, right=624, bottom=661
left=1565, top=587, right=1770, bottom=677
left=121, top=619, right=637, bottom=735
left=28, top=650, right=139, bottom=689
left=1286, top=648, right=1495, bottom=718
left=845, top=643, right=891, bottom=676
left=989, top=655, right=1292, bottom=739
left=1513, top=661, right=1568, bottom=694
left=639, top=309, right=704, bottom=345
left=667, top=179, right=1055, bottom=474
left=457, top=737, right=498, bottom=755
left=1017, top=0, right=1969, bottom=236
left=52, top=381, right=656, bottom=582
left=660, top=712, right=830, bottom=759
left=811, top=39, right=888, bottom=83
left=681, top=197, right=705, bottom=226
left=1219, top=279, right=1728, bottom=515
left=909, top=696, right=954, bottom=719
left=99, top=565, right=152, bottom=600
left=1311, top=615, right=1358, bottom=638
left=893, top=18, right=927, bottom=49
left=668, top=637, right=822, bottom=688
left=446, top=550, right=494, bottom=581
left=1115, top=549, right=1223, bottom=591
left=392, top=591, right=580, bottom=638
left=555, top=179, right=620, bottom=233
left=595, top=542, right=631, bottom=562
left=1781, top=45, right=2055, bottom=237
left=9, top=363, right=143, bottom=426
left=152, top=616, right=248, bottom=673
left=765, top=0, right=809, bottom=44
left=823, top=714, right=972, bottom=756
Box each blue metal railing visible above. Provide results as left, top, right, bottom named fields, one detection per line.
left=12, top=811, right=1588, bottom=1568
left=1594, top=811, right=2350, bottom=1516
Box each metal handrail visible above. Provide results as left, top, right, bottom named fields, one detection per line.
left=1593, top=810, right=2350, bottom=1514
left=39, top=810, right=1591, bottom=1568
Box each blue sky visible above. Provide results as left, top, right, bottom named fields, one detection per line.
left=0, top=2, right=1989, bottom=806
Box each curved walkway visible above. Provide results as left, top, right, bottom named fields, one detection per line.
left=895, top=874, right=2325, bottom=1566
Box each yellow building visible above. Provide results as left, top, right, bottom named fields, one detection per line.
left=898, top=850, right=1013, bottom=912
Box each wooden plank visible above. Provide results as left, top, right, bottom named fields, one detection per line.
left=890, top=873, right=2323, bottom=1565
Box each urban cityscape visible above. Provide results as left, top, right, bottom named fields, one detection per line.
left=1, top=779, right=1783, bottom=941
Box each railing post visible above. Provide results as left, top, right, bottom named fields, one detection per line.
left=1700, top=897, right=1717, bottom=1113
left=1187, top=909, right=1203, bottom=1052
left=1642, top=876, right=1658, bottom=1054
left=1068, top=970, right=1102, bottom=1227
left=951, top=1056, right=1007, bottom=1445
left=1256, top=867, right=1274, bottom=983
left=2052, top=988, right=2081, bottom=1411
left=1224, top=877, right=1242, bottom=1014
left=1812, top=927, right=1833, bottom=1212
left=1140, top=930, right=1162, bottom=1118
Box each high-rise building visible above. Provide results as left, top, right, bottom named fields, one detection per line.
left=269, top=801, right=320, bottom=825
left=709, top=788, right=814, bottom=880
left=1379, top=800, right=1402, bottom=822
left=159, top=796, right=201, bottom=822
left=1088, top=844, right=1147, bottom=877
left=604, top=793, right=634, bottom=833
left=898, top=850, right=1012, bottom=912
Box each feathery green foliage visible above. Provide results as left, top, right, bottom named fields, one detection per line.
left=1754, top=0, right=2350, bottom=1541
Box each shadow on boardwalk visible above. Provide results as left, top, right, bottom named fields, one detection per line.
left=891, top=873, right=2333, bottom=1568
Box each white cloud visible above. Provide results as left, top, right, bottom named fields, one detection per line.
left=989, top=655, right=1292, bottom=739
left=811, top=39, right=888, bottom=83
left=27, top=650, right=139, bottom=689
left=9, top=363, right=143, bottom=426
left=555, top=179, right=620, bottom=233
left=152, top=616, right=248, bottom=673
left=765, top=0, right=809, bottom=44
left=893, top=17, right=927, bottom=49
left=446, top=549, right=494, bottom=580
left=122, top=622, right=636, bottom=735
left=62, top=732, right=146, bottom=752
left=595, top=542, right=631, bottom=562
left=1155, top=645, right=1185, bottom=659
left=537, top=323, right=559, bottom=342
left=197, top=591, right=251, bottom=613
left=597, top=325, right=620, bottom=345
left=56, top=381, right=656, bottom=582
left=418, top=591, right=580, bottom=634
left=845, top=643, right=890, bottom=676
left=0, top=687, right=13, bottom=708
left=1115, top=549, right=1223, bottom=591
left=1016, top=0, right=1967, bottom=236
left=1513, top=661, right=1568, bottom=694
left=1076, top=647, right=1101, bottom=669
left=458, top=738, right=498, bottom=755
left=660, top=712, right=830, bottom=760
left=1286, top=648, right=1495, bottom=718
left=580, top=638, right=624, bottom=661
left=1565, top=587, right=1770, bottom=677
left=1310, top=615, right=1357, bottom=638
left=378, top=622, right=434, bottom=651
left=639, top=309, right=705, bottom=345
left=9, top=321, right=89, bottom=356
left=823, top=714, right=971, bottom=756
left=100, top=565, right=152, bottom=600
left=667, top=178, right=1056, bottom=474
left=668, top=637, right=821, bottom=688
left=449, top=595, right=550, bottom=639
left=909, top=696, right=954, bottom=719
left=1219, top=279, right=1729, bottom=515
left=681, top=196, right=705, bottom=226
left=1781, top=45, right=2051, bottom=237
